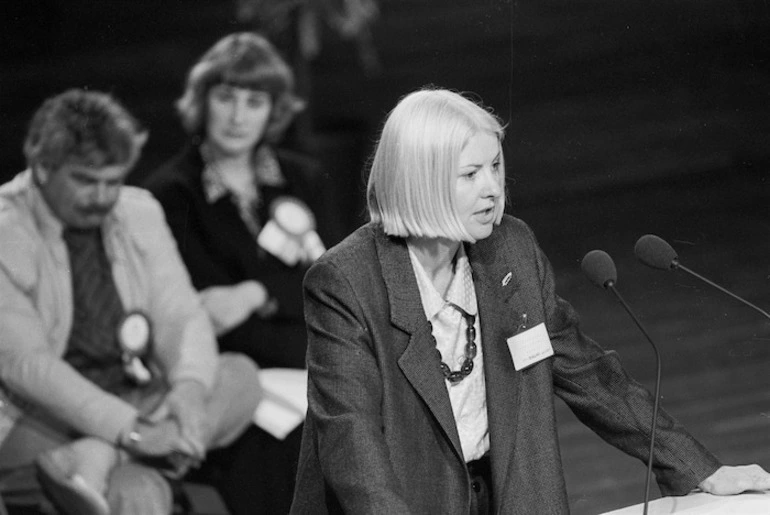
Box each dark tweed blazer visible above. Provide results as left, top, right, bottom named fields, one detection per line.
left=291, top=216, right=720, bottom=514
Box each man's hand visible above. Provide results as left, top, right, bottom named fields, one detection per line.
left=160, top=379, right=208, bottom=460
left=122, top=419, right=200, bottom=478
left=699, top=464, right=770, bottom=495
left=200, top=281, right=274, bottom=335
left=125, top=418, right=193, bottom=458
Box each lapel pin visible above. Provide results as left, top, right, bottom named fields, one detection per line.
left=502, top=271, right=513, bottom=286
left=518, top=313, right=528, bottom=332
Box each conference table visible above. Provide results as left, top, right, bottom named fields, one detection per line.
left=602, top=491, right=770, bottom=514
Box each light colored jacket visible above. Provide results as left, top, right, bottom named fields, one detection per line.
left=0, top=170, right=218, bottom=465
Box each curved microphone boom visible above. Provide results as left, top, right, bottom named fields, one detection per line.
left=634, top=234, right=770, bottom=321
left=581, top=250, right=661, bottom=515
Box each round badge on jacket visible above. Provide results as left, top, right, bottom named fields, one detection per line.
left=258, top=196, right=326, bottom=266
left=118, top=311, right=151, bottom=355
left=270, top=196, right=316, bottom=235
left=118, top=311, right=153, bottom=385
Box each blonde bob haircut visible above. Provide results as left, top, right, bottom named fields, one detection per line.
left=367, top=88, right=506, bottom=242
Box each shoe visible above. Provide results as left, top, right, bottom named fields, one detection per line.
left=35, top=451, right=110, bottom=515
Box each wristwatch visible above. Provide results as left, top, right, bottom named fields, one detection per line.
left=121, top=418, right=143, bottom=450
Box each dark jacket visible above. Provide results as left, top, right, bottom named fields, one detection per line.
left=291, top=216, right=721, bottom=514
left=144, top=144, right=319, bottom=368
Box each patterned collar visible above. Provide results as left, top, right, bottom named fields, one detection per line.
left=408, top=243, right=478, bottom=321
left=201, top=144, right=286, bottom=205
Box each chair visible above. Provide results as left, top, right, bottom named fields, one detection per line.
left=178, top=482, right=230, bottom=515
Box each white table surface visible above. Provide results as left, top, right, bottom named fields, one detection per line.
left=601, top=491, right=770, bottom=514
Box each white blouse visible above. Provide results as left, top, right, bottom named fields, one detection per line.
left=407, top=244, right=490, bottom=462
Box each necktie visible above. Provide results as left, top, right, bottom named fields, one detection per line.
left=62, top=227, right=128, bottom=394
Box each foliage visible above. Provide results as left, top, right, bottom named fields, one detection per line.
left=235, top=0, right=381, bottom=74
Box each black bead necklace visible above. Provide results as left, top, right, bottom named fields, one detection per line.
left=433, top=312, right=477, bottom=384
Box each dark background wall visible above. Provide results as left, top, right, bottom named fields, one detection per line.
left=4, top=1, right=770, bottom=210
left=2, top=1, right=770, bottom=513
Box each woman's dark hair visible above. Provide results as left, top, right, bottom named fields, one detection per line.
left=176, top=32, right=305, bottom=143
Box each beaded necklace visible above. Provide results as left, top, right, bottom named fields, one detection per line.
left=432, top=311, right=477, bottom=384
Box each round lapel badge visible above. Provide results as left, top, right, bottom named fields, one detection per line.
left=259, top=196, right=325, bottom=266
left=271, top=196, right=315, bottom=236
left=118, top=312, right=151, bottom=355
left=118, top=311, right=153, bottom=385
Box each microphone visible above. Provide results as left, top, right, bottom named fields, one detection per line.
left=581, top=249, right=618, bottom=289
left=581, top=250, right=661, bottom=515
left=634, top=234, right=770, bottom=321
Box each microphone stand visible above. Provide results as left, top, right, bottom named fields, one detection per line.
left=606, top=280, right=661, bottom=515
left=673, top=261, right=770, bottom=321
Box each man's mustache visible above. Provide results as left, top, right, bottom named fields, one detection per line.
left=78, top=205, right=112, bottom=217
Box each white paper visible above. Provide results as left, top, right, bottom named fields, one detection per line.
left=253, top=368, right=308, bottom=440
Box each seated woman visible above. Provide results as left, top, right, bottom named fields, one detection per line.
left=144, top=32, right=322, bottom=514
left=145, top=32, right=322, bottom=370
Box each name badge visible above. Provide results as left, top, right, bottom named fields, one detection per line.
left=507, top=323, right=554, bottom=370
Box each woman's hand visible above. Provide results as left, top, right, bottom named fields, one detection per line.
left=240, top=280, right=279, bottom=317
left=200, top=281, right=276, bottom=335
left=698, top=464, right=770, bottom=495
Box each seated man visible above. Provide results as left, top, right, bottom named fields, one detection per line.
left=0, top=89, right=262, bottom=515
